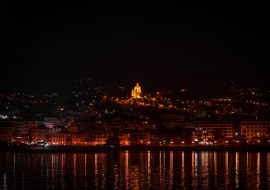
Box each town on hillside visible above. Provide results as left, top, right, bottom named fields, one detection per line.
left=1, top=82, right=270, bottom=148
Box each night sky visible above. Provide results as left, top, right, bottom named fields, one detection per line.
left=1, top=3, right=269, bottom=93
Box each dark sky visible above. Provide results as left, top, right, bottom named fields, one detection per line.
left=1, top=3, right=269, bottom=93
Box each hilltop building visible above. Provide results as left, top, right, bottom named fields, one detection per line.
left=131, top=83, right=142, bottom=99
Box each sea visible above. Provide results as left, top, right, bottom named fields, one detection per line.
left=0, top=151, right=270, bottom=189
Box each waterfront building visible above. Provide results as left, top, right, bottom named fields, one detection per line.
left=0, top=120, right=16, bottom=143
left=48, top=129, right=111, bottom=146
left=105, top=137, right=120, bottom=147
left=48, top=132, right=90, bottom=146
left=118, top=130, right=134, bottom=145
left=89, top=129, right=110, bottom=145
left=241, top=121, right=270, bottom=140
left=48, top=132, right=71, bottom=145
left=194, top=121, right=233, bottom=140
left=71, top=133, right=87, bottom=146
left=29, top=124, right=49, bottom=144
left=14, top=134, right=28, bottom=144
left=130, top=132, right=150, bottom=145
left=149, top=131, right=159, bottom=144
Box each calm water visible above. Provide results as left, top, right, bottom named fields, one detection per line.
left=0, top=151, right=270, bottom=189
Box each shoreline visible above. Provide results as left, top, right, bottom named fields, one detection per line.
left=1, top=145, right=270, bottom=153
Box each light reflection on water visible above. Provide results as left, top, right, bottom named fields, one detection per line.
left=0, top=151, right=270, bottom=189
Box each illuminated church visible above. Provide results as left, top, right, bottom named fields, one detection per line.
left=131, top=83, right=142, bottom=99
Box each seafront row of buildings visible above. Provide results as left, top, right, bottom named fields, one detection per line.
left=1, top=117, right=270, bottom=146
left=0, top=118, right=158, bottom=146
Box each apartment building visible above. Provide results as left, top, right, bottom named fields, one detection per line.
left=241, top=121, right=270, bottom=140
left=195, top=121, right=233, bottom=140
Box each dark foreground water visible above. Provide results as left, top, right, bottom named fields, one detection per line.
left=0, top=151, right=270, bottom=189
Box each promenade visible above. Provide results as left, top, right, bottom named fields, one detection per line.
left=1, top=144, right=270, bottom=153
